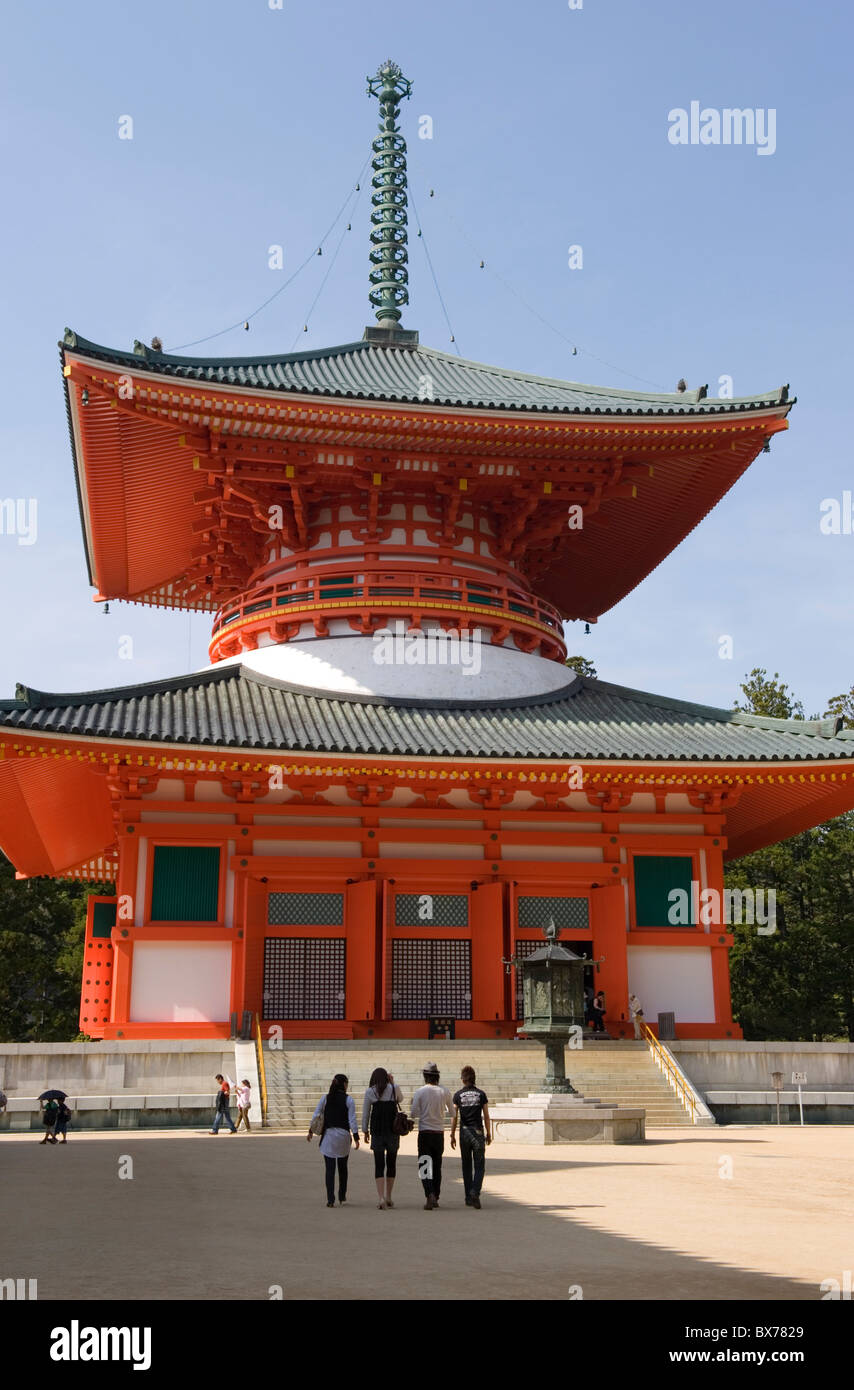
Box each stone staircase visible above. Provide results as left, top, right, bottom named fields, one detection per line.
left=262, top=1039, right=712, bottom=1129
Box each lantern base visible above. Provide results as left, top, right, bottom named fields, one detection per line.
left=542, top=1035, right=578, bottom=1094
left=491, top=1093, right=646, bottom=1145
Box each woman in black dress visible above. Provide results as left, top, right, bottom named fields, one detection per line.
left=362, top=1066, right=403, bottom=1210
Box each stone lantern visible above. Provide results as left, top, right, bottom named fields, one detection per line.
left=492, top=919, right=647, bottom=1144
left=504, top=919, right=593, bottom=1093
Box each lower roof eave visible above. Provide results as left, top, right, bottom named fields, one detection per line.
left=2, top=723, right=854, bottom=777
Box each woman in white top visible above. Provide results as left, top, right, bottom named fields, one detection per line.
left=235, top=1078, right=252, bottom=1132
left=362, top=1066, right=403, bottom=1210
left=308, top=1074, right=360, bottom=1207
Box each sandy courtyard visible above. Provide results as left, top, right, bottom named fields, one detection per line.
left=2, top=1125, right=850, bottom=1301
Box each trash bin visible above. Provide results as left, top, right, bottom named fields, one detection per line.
left=657, top=1011, right=676, bottom=1041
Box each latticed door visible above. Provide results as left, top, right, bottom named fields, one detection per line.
left=391, top=939, right=472, bottom=1019
left=262, top=937, right=346, bottom=1020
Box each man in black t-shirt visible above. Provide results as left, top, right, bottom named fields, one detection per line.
left=450, top=1066, right=491, bottom=1209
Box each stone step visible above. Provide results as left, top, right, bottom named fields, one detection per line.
left=260, top=1039, right=705, bottom=1129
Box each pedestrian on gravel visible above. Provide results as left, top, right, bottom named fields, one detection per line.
left=410, top=1062, right=453, bottom=1210
left=235, top=1078, right=252, bottom=1132
left=308, top=1074, right=359, bottom=1207
left=362, top=1066, right=403, bottom=1209
left=450, top=1066, right=491, bottom=1209
left=209, top=1074, right=237, bottom=1135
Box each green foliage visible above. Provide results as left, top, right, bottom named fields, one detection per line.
left=825, top=686, right=854, bottom=729
left=727, top=670, right=854, bottom=1040
left=565, top=655, right=597, bottom=680
left=734, top=667, right=804, bottom=719
left=0, top=852, right=97, bottom=1042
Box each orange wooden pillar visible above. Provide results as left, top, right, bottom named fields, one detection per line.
left=711, top=934, right=741, bottom=1038
left=230, top=872, right=249, bottom=1020
left=79, top=896, right=116, bottom=1036
left=109, top=826, right=139, bottom=1028
left=346, top=879, right=378, bottom=1022
left=471, top=882, right=504, bottom=1026
left=591, top=883, right=630, bottom=1038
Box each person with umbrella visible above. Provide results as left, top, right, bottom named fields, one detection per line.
left=37, top=1089, right=67, bottom=1145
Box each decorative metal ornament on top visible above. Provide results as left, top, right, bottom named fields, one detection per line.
left=366, top=60, right=412, bottom=326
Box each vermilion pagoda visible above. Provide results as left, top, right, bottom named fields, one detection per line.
left=2, top=62, right=853, bottom=1042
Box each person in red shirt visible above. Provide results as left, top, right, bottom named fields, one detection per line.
left=209, top=1074, right=237, bottom=1135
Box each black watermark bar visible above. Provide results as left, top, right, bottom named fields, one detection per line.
left=6, top=1297, right=849, bottom=1374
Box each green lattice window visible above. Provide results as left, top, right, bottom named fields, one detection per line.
left=91, top=901, right=117, bottom=939
left=633, top=855, right=694, bottom=927
left=150, top=846, right=220, bottom=922
left=395, top=893, right=468, bottom=927
left=268, top=892, right=344, bottom=926
left=517, top=896, right=589, bottom=929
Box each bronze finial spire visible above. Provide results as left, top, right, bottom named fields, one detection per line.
left=366, top=60, right=412, bottom=327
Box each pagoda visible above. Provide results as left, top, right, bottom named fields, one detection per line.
left=2, top=61, right=853, bottom=1042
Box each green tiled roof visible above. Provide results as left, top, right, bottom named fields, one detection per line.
left=61, top=330, right=791, bottom=418
left=2, top=668, right=851, bottom=763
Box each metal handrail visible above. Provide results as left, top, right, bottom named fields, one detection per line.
left=254, top=1013, right=269, bottom=1127
left=639, top=1020, right=697, bottom=1123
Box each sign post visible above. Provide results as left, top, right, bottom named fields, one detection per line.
left=770, top=1071, right=784, bottom=1125
left=792, top=1071, right=807, bottom=1126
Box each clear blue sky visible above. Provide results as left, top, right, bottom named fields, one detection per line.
left=1, top=0, right=851, bottom=717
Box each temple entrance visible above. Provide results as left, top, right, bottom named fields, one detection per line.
left=390, top=938, right=472, bottom=1020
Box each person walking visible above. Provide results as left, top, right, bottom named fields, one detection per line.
left=410, top=1062, right=453, bottom=1211
left=362, top=1067, right=403, bottom=1209
left=39, top=1098, right=59, bottom=1144
left=209, top=1074, right=237, bottom=1134
left=235, top=1078, right=252, bottom=1132
left=37, top=1089, right=67, bottom=1145
left=629, top=993, right=645, bottom=1040
left=308, top=1074, right=359, bottom=1207
left=52, top=1098, right=72, bottom=1144
left=590, top=990, right=606, bottom=1034
left=450, top=1066, right=491, bottom=1209
left=583, top=984, right=594, bottom=1028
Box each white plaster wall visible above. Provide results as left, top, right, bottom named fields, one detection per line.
left=252, top=838, right=360, bottom=857
left=618, top=823, right=696, bottom=835
left=379, top=842, right=483, bottom=859
left=501, top=845, right=604, bottom=861
left=130, top=942, right=232, bottom=1023
left=194, top=783, right=231, bottom=803
left=145, top=778, right=184, bottom=801
left=627, top=946, right=715, bottom=1022
left=378, top=817, right=482, bottom=828
left=254, top=815, right=361, bottom=826
left=502, top=820, right=600, bottom=831
left=134, top=838, right=147, bottom=929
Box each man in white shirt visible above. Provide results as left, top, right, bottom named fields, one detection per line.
left=410, top=1062, right=454, bottom=1210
